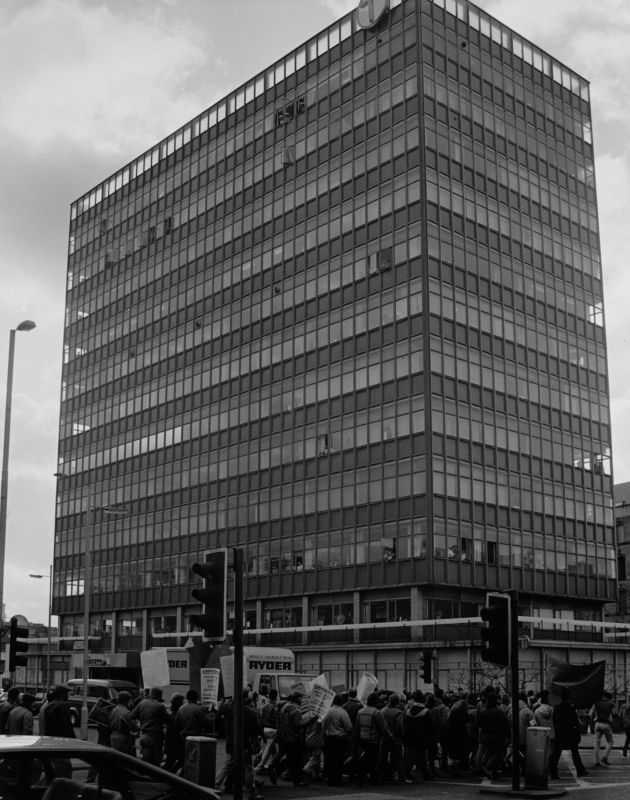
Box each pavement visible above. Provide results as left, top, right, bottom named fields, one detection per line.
left=209, top=731, right=630, bottom=800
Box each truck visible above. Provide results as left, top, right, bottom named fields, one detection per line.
left=220, top=646, right=317, bottom=699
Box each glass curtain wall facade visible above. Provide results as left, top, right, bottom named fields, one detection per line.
left=55, top=0, right=614, bottom=662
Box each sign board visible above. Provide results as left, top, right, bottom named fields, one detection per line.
left=200, top=668, right=221, bottom=709
left=310, top=684, right=335, bottom=720
left=141, top=649, right=171, bottom=688
left=141, top=647, right=191, bottom=702
left=87, top=657, right=110, bottom=667
left=356, top=672, right=378, bottom=703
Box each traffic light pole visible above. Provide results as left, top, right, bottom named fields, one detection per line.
left=509, top=589, right=520, bottom=793
left=232, top=548, right=244, bottom=800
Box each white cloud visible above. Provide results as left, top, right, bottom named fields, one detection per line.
left=0, top=0, right=208, bottom=156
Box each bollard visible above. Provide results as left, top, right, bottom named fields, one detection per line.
left=525, top=726, right=551, bottom=789
left=182, top=736, right=217, bottom=787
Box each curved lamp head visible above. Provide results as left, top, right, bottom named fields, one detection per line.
left=16, top=320, right=36, bottom=332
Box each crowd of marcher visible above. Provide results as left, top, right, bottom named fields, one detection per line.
left=211, top=683, right=630, bottom=799
left=2, top=680, right=630, bottom=799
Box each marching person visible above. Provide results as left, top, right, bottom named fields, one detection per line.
left=322, top=693, right=353, bottom=787
left=590, top=691, right=615, bottom=768
left=109, top=691, right=139, bottom=756
left=175, top=689, right=211, bottom=742
left=619, top=696, right=630, bottom=758
left=163, top=693, right=185, bottom=772
left=273, top=691, right=310, bottom=786
left=548, top=687, right=588, bottom=779
left=355, top=692, right=389, bottom=786
left=215, top=690, right=264, bottom=800
left=130, top=687, right=169, bottom=766
left=404, top=690, right=437, bottom=781
left=380, top=693, right=410, bottom=783
left=0, top=688, right=21, bottom=733
left=7, top=693, right=36, bottom=734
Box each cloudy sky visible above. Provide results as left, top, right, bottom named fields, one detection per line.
left=1, top=0, right=629, bottom=626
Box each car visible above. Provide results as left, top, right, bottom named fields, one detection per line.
left=65, top=679, right=140, bottom=727
left=0, top=735, right=220, bottom=799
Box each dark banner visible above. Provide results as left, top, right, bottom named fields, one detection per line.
left=546, top=658, right=606, bottom=708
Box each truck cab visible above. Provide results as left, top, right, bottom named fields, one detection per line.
left=253, top=672, right=317, bottom=699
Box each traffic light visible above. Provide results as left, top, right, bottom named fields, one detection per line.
left=421, top=651, right=433, bottom=683
left=190, top=548, right=228, bottom=641
left=8, top=616, right=29, bottom=672
left=480, top=592, right=511, bottom=666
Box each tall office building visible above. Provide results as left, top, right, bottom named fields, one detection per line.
left=55, top=0, right=614, bottom=688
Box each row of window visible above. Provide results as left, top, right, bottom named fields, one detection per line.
left=423, top=44, right=592, bottom=160
left=69, top=55, right=418, bottom=266
left=63, top=270, right=422, bottom=437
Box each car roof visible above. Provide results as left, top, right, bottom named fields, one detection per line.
left=0, top=736, right=108, bottom=753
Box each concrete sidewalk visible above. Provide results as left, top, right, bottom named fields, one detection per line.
left=579, top=730, right=628, bottom=751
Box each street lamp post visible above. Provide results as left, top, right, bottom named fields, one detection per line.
left=80, top=496, right=127, bottom=740
left=29, top=565, right=53, bottom=689
left=55, top=473, right=128, bottom=739
left=0, top=320, right=36, bottom=620
left=80, top=496, right=94, bottom=741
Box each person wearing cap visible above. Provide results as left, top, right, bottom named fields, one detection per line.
left=7, top=693, right=36, bottom=735
left=130, top=687, right=169, bottom=765
left=109, top=691, right=139, bottom=755
left=43, top=685, right=75, bottom=739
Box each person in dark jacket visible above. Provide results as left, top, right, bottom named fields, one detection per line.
left=44, top=685, right=76, bottom=738
left=404, top=690, right=437, bottom=781
left=215, top=691, right=264, bottom=800
left=43, top=685, right=76, bottom=780
left=447, top=692, right=474, bottom=775
left=380, top=693, right=410, bottom=783
left=163, top=693, right=185, bottom=772
left=175, top=689, right=211, bottom=743
left=0, top=688, right=20, bottom=733
left=548, top=687, right=588, bottom=779
left=343, top=689, right=363, bottom=725
left=476, top=691, right=509, bottom=779
left=130, top=687, right=169, bottom=766
left=273, top=691, right=310, bottom=786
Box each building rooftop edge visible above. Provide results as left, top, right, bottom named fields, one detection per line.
left=69, top=0, right=590, bottom=221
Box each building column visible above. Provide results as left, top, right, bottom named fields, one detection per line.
left=353, top=591, right=360, bottom=645
left=141, top=608, right=149, bottom=652
left=110, top=610, right=117, bottom=656
left=256, top=598, right=263, bottom=646
left=411, top=587, right=423, bottom=641
left=302, top=596, right=309, bottom=646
